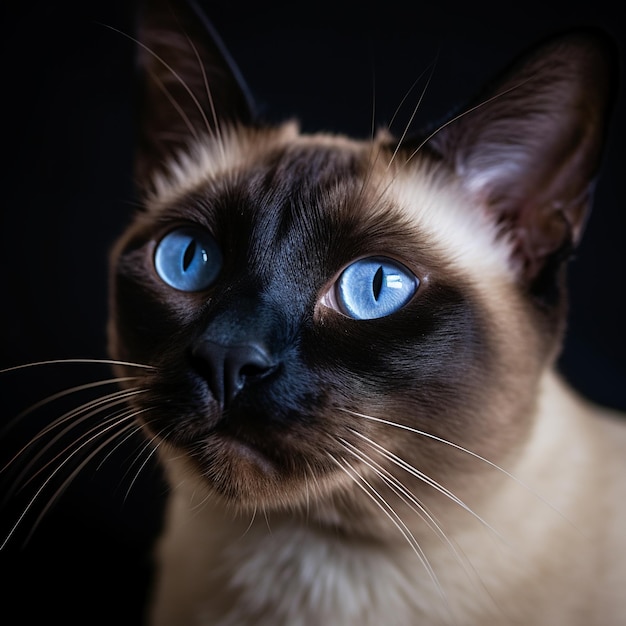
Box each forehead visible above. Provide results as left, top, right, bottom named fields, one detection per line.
left=147, top=125, right=406, bottom=246
left=146, top=123, right=366, bottom=207
left=144, top=123, right=512, bottom=286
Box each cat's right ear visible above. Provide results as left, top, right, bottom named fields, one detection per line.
left=134, top=0, right=255, bottom=190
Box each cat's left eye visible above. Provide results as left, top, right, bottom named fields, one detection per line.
left=154, top=226, right=222, bottom=291
left=324, top=256, right=419, bottom=320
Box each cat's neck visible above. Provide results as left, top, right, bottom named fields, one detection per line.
left=151, top=370, right=625, bottom=625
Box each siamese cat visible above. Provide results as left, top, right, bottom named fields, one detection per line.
left=5, top=0, right=624, bottom=624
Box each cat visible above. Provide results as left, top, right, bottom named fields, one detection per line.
left=4, top=0, right=625, bottom=624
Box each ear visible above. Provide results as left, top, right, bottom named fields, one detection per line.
left=135, top=0, right=255, bottom=190
left=425, top=29, right=617, bottom=297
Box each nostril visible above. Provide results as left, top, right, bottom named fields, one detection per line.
left=226, top=344, right=275, bottom=386
left=192, top=340, right=276, bottom=408
left=240, top=361, right=273, bottom=379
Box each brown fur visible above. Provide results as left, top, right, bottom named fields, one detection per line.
left=105, top=1, right=625, bottom=624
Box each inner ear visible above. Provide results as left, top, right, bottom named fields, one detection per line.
left=419, top=29, right=617, bottom=290
left=135, top=0, right=255, bottom=189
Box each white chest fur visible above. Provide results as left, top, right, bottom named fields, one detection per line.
left=150, top=498, right=450, bottom=626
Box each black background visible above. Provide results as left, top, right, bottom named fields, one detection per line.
left=1, top=1, right=624, bottom=624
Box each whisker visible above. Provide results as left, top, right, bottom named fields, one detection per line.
left=95, top=415, right=148, bottom=474
left=1, top=409, right=140, bottom=550
left=402, top=78, right=533, bottom=167
left=350, top=427, right=503, bottom=542
left=181, top=28, right=227, bottom=163
left=98, top=23, right=215, bottom=146
left=24, top=415, right=144, bottom=547
left=386, top=56, right=438, bottom=170
left=338, top=436, right=450, bottom=545
left=355, top=68, right=385, bottom=206
left=368, top=77, right=534, bottom=214
left=0, top=358, right=153, bottom=375
left=7, top=396, right=145, bottom=502
left=356, top=60, right=436, bottom=215
left=118, top=423, right=164, bottom=503
left=239, top=506, right=258, bottom=540
left=369, top=65, right=377, bottom=141
left=339, top=435, right=498, bottom=601
left=148, top=70, right=201, bottom=144
left=3, top=388, right=148, bottom=479
left=1, top=376, right=141, bottom=437
left=343, top=408, right=571, bottom=527
left=346, top=410, right=524, bottom=483
left=327, top=452, right=446, bottom=602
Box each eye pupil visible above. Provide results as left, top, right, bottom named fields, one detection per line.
left=372, top=266, right=384, bottom=301
left=182, top=240, right=197, bottom=271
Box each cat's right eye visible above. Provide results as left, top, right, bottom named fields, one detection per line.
left=154, top=227, right=222, bottom=291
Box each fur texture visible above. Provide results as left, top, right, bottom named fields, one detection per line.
left=104, top=1, right=626, bottom=623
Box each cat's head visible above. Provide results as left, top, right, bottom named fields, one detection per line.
left=108, top=0, right=616, bottom=526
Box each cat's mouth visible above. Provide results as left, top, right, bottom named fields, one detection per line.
left=166, top=407, right=337, bottom=508
left=211, top=426, right=278, bottom=476
left=179, top=425, right=309, bottom=508
left=181, top=412, right=299, bottom=491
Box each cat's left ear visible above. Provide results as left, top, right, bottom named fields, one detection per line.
left=423, top=29, right=617, bottom=293
left=135, top=0, right=255, bottom=189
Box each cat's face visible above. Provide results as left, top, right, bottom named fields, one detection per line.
left=110, top=127, right=535, bottom=514
left=108, top=0, right=615, bottom=527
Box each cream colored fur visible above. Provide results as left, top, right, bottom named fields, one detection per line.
left=145, top=130, right=626, bottom=626
left=150, top=372, right=626, bottom=626
left=118, top=14, right=624, bottom=621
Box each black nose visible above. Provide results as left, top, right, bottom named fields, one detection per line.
left=192, top=340, right=276, bottom=408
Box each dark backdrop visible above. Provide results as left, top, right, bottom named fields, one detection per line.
left=1, top=1, right=624, bottom=624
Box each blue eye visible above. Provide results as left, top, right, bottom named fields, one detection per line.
left=154, top=227, right=222, bottom=291
left=335, top=256, right=419, bottom=319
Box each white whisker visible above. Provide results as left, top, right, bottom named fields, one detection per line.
left=343, top=408, right=571, bottom=528
left=149, top=70, right=201, bottom=143
left=338, top=436, right=450, bottom=545
left=99, top=24, right=215, bottom=146
left=338, top=435, right=499, bottom=601
left=262, top=508, right=272, bottom=533
left=240, top=507, right=258, bottom=539
left=327, top=452, right=447, bottom=603
left=0, top=358, right=153, bottom=374
left=3, top=388, right=148, bottom=481
left=368, top=66, right=377, bottom=141
left=13, top=399, right=145, bottom=495
left=402, top=78, right=533, bottom=167
left=1, top=376, right=140, bottom=437
left=25, top=416, right=143, bottom=546
left=367, top=76, right=534, bottom=216
left=386, top=57, right=438, bottom=170
left=182, top=30, right=227, bottom=163
left=1, top=410, right=140, bottom=550
left=350, top=427, right=503, bottom=542
left=119, top=422, right=164, bottom=502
